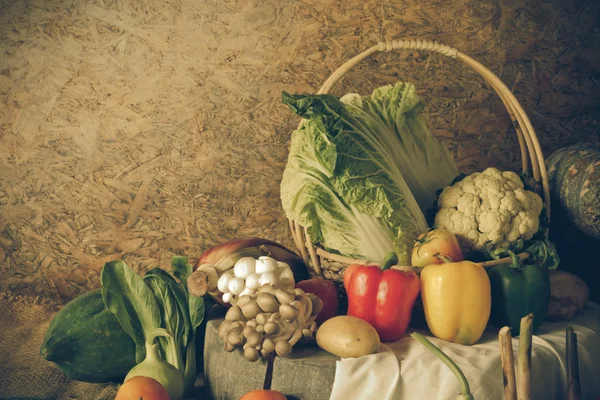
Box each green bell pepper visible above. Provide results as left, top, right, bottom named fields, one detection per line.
left=487, top=250, right=551, bottom=336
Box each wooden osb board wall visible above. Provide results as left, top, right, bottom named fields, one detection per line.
left=1, top=0, right=598, bottom=303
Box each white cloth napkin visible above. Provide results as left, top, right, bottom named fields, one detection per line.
left=330, top=343, right=400, bottom=400
left=328, top=303, right=600, bottom=400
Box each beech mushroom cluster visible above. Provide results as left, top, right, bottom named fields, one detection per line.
left=217, top=284, right=323, bottom=361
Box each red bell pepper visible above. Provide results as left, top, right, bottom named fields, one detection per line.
left=343, top=253, right=420, bottom=343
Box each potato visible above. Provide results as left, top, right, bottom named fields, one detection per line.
left=546, top=270, right=590, bottom=322
left=316, top=316, right=380, bottom=358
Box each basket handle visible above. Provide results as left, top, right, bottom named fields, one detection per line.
left=312, top=39, right=551, bottom=218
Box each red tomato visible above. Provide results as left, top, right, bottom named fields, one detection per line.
left=411, top=229, right=464, bottom=267
left=295, top=278, right=340, bottom=324
left=115, top=376, right=169, bottom=400
left=239, top=389, right=287, bottom=400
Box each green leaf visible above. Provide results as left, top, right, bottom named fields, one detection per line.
left=144, top=268, right=191, bottom=348
left=523, top=237, right=560, bottom=270
left=100, top=260, right=161, bottom=363
left=171, top=256, right=193, bottom=286
left=188, top=294, right=205, bottom=330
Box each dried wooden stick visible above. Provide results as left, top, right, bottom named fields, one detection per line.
left=517, top=314, right=534, bottom=400
left=566, top=327, right=581, bottom=400
left=499, top=326, right=517, bottom=400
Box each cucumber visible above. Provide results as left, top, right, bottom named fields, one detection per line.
left=40, top=288, right=136, bottom=383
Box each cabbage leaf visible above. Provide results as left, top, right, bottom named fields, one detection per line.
left=280, top=82, right=459, bottom=264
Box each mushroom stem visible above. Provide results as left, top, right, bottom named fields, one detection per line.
left=289, top=329, right=303, bottom=346
left=195, top=263, right=219, bottom=291
left=268, top=312, right=280, bottom=322
left=187, top=270, right=209, bottom=297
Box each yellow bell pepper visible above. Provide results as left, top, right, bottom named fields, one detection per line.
left=420, top=258, right=491, bottom=345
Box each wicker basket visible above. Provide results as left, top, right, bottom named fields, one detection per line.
left=286, top=39, right=552, bottom=284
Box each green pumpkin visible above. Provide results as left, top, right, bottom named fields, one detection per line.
left=40, top=289, right=136, bottom=383
left=546, top=142, right=600, bottom=240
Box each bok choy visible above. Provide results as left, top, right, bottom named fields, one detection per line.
left=101, top=260, right=205, bottom=399
left=280, top=82, right=459, bottom=264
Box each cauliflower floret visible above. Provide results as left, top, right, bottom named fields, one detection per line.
left=437, top=186, right=464, bottom=209
left=456, top=193, right=480, bottom=216
left=435, top=167, right=544, bottom=252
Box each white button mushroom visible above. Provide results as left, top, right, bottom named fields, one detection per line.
left=234, top=257, right=256, bottom=279
left=245, top=272, right=261, bottom=290
left=222, top=292, right=233, bottom=304
left=239, top=287, right=256, bottom=297
left=255, top=256, right=277, bottom=274
left=217, top=272, right=234, bottom=293
left=276, top=262, right=290, bottom=269
left=228, top=277, right=246, bottom=296
left=259, top=271, right=279, bottom=287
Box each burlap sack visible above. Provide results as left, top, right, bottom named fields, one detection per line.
left=0, top=293, right=119, bottom=400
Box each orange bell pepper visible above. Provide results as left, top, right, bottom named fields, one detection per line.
left=343, top=253, right=420, bottom=342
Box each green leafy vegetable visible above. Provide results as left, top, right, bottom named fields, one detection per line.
left=171, top=256, right=193, bottom=284
left=144, top=268, right=190, bottom=373
left=101, top=260, right=205, bottom=397
left=101, top=260, right=162, bottom=363
left=280, top=82, right=459, bottom=264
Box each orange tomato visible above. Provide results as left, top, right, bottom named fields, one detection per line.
left=239, top=389, right=287, bottom=400
left=114, top=376, right=170, bottom=400
left=411, top=228, right=464, bottom=267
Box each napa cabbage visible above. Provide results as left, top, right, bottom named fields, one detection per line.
left=280, top=82, right=459, bottom=265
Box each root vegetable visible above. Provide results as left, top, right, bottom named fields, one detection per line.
left=316, top=316, right=380, bottom=358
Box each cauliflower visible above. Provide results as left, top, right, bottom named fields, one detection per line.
left=434, top=167, right=544, bottom=253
